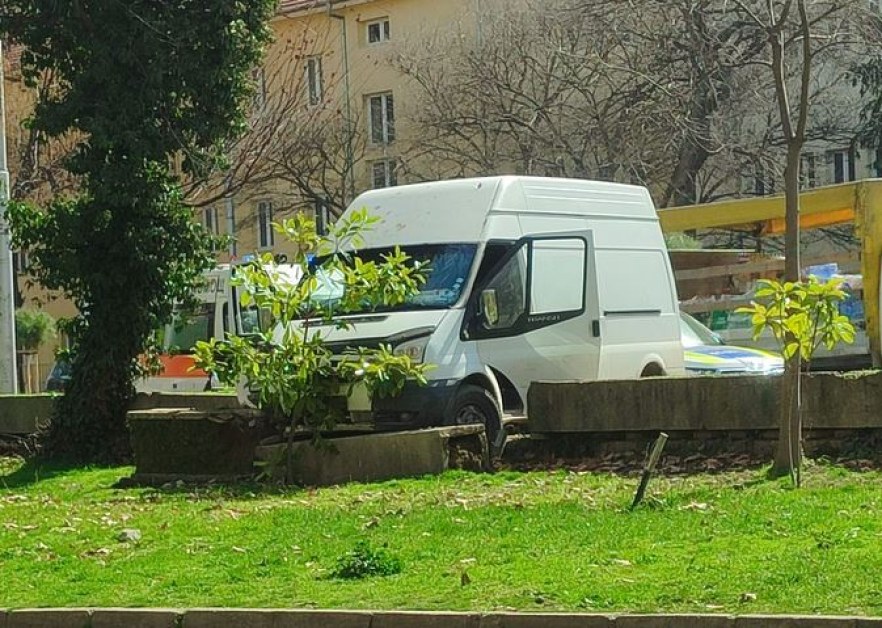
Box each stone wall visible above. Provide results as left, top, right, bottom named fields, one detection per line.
left=0, top=393, right=241, bottom=436
left=528, top=372, right=882, bottom=434
left=0, top=394, right=55, bottom=435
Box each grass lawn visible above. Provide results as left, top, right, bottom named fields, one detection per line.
left=1, top=456, right=882, bottom=614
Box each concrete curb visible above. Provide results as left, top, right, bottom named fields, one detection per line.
left=2, top=609, right=882, bottom=628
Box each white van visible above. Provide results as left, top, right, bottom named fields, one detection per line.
left=312, top=176, right=684, bottom=446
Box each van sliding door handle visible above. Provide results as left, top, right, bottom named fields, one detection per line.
left=592, top=320, right=600, bottom=338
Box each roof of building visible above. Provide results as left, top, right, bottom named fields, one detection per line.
left=277, top=0, right=377, bottom=16
left=278, top=0, right=323, bottom=13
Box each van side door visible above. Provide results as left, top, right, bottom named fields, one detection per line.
left=462, top=232, right=601, bottom=396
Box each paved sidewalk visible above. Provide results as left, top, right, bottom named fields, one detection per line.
left=2, top=609, right=881, bottom=628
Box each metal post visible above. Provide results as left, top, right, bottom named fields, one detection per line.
left=0, top=41, right=19, bottom=393
left=329, top=6, right=355, bottom=204
left=224, top=175, right=236, bottom=259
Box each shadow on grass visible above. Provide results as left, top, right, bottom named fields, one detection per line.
left=0, top=455, right=293, bottom=498
left=0, top=457, right=87, bottom=489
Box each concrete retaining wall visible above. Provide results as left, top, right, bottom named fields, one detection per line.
left=254, top=424, right=488, bottom=486
left=1, top=609, right=880, bottom=628
left=0, top=393, right=241, bottom=436
left=129, top=393, right=240, bottom=411
left=127, top=408, right=268, bottom=479
left=128, top=409, right=488, bottom=486
left=0, top=395, right=55, bottom=435
left=528, top=372, right=882, bottom=433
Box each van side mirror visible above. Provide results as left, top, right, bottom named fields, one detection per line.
left=481, top=289, right=499, bottom=327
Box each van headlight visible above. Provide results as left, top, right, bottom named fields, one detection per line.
left=393, top=335, right=430, bottom=363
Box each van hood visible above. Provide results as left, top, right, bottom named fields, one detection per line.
left=297, top=310, right=449, bottom=351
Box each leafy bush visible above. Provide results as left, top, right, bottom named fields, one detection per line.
left=738, top=276, right=855, bottom=361
left=194, top=210, right=430, bottom=481
left=14, top=309, right=55, bottom=351
left=331, top=541, right=402, bottom=580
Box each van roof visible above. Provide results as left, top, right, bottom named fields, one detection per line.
left=347, top=176, right=655, bottom=249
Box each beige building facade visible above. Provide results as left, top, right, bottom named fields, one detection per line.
left=213, top=0, right=478, bottom=261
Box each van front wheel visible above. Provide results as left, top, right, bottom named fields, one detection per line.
left=446, top=385, right=502, bottom=450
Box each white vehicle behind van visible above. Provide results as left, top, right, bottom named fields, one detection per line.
left=309, top=176, right=684, bottom=446
left=138, top=262, right=302, bottom=393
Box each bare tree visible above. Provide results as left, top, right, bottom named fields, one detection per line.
left=396, top=0, right=870, bottom=215
left=184, top=21, right=369, bottom=220
left=395, top=3, right=666, bottom=186
left=3, top=49, right=79, bottom=307
left=731, top=0, right=872, bottom=483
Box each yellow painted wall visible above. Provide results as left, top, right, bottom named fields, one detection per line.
left=229, top=0, right=474, bottom=257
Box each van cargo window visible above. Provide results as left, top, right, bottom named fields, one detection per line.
left=530, top=238, right=586, bottom=314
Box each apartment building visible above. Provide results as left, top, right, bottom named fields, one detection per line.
left=212, top=0, right=477, bottom=262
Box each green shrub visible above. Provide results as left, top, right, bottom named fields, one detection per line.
left=14, top=309, right=55, bottom=351
left=331, top=541, right=402, bottom=580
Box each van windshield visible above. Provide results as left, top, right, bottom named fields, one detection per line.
left=311, top=243, right=477, bottom=313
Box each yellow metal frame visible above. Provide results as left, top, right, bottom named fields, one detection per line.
left=657, top=180, right=882, bottom=365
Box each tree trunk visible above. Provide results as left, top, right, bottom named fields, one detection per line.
left=772, top=140, right=804, bottom=480
left=773, top=354, right=802, bottom=482
left=783, top=142, right=802, bottom=283
left=41, top=302, right=138, bottom=463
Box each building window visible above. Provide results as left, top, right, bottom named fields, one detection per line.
left=366, top=18, right=391, bottom=44
left=204, top=207, right=220, bottom=235
left=306, top=56, right=323, bottom=106
left=12, top=250, right=29, bottom=274
left=800, top=153, right=818, bottom=189
left=314, top=198, right=330, bottom=236
left=752, top=162, right=770, bottom=196
left=367, top=92, right=395, bottom=144
left=372, top=159, right=398, bottom=189
left=828, top=149, right=854, bottom=184
left=257, top=201, right=274, bottom=249
left=252, top=67, right=267, bottom=110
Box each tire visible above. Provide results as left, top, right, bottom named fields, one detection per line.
left=446, top=384, right=502, bottom=453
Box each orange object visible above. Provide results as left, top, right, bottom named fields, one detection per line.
left=157, top=354, right=206, bottom=379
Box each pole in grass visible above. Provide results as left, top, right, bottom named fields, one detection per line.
left=630, top=432, right=668, bottom=511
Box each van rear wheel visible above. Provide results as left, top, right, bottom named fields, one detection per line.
left=447, top=385, right=502, bottom=455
